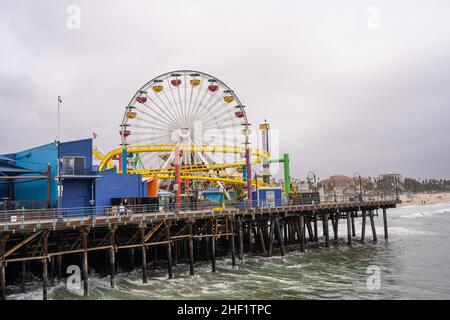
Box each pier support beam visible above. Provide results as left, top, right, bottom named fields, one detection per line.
left=267, top=218, right=275, bottom=257
left=140, top=226, right=148, bottom=284
left=333, top=212, right=339, bottom=242
left=361, top=210, right=366, bottom=243
left=229, top=217, right=236, bottom=267
left=238, top=216, right=244, bottom=261
left=0, top=233, right=8, bottom=300
left=346, top=212, right=352, bottom=246
left=323, top=213, right=330, bottom=248
left=299, top=215, right=305, bottom=253
left=82, top=228, right=89, bottom=297
left=313, top=215, right=318, bottom=242
left=383, top=208, right=388, bottom=240
left=188, top=220, right=195, bottom=276
left=274, top=218, right=285, bottom=256
left=306, top=219, right=314, bottom=242
left=258, top=225, right=266, bottom=255
left=351, top=212, right=356, bottom=237
left=165, top=222, right=173, bottom=279
left=211, top=218, right=216, bottom=272
left=110, top=227, right=116, bottom=288
left=369, top=210, right=377, bottom=243
left=43, top=231, right=49, bottom=300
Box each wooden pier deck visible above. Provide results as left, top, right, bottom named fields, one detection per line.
left=0, top=198, right=397, bottom=300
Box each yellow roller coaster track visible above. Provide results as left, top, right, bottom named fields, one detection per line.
left=97, top=144, right=269, bottom=173
left=93, top=144, right=270, bottom=185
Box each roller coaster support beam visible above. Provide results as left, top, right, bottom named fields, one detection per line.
left=269, top=153, right=291, bottom=194
left=245, top=147, right=252, bottom=204
left=121, top=146, right=127, bottom=175
left=174, top=146, right=182, bottom=210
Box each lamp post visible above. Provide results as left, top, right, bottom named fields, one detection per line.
left=394, top=175, right=399, bottom=201
left=332, top=178, right=337, bottom=202
left=57, top=96, right=63, bottom=215
left=353, top=172, right=363, bottom=201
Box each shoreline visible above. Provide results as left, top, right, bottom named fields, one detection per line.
left=397, top=192, right=450, bottom=207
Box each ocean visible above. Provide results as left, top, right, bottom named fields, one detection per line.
left=7, top=202, right=450, bottom=300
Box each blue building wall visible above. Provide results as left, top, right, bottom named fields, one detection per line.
left=60, top=139, right=93, bottom=170
left=62, top=179, right=93, bottom=208
left=13, top=142, right=58, bottom=201
left=95, top=169, right=145, bottom=208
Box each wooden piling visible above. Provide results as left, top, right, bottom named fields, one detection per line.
left=140, top=226, right=148, bottom=284
left=306, top=219, right=314, bottom=242
left=313, top=215, right=318, bottom=242
left=238, top=216, right=244, bottom=261
left=211, top=218, right=216, bottom=272
left=165, top=222, right=173, bottom=279
left=188, top=219, right=195, bottom=275
left=361, top=210, right=366, bottom=243
left=0, top=233, right=7, bottom=300
left=346, top=211, right=352, bottom=246
left=351, top=211, right=356, bottom=237
left=258, top=225, right=267, bottom=255
left=229, top=217, right=236, bottom=267
left=323, top=213, right=330, bottom=248
left=299, top=215, right=305, bottom=253
left=267, top=218, right=275, bottom=257
left=333, top=212, right=339, bottom=242
left=82, top=228, right=89, bottom=297
left=110, top=227, right=116, bottom=288
left=274, top=218, right=285, bottom=256
left=383, top=208, right=388, bottom=239
left=43, top=231, right=49, bottom=300
left=369, top=210, right=377, bottom=243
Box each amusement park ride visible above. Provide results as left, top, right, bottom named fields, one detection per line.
left=92, top=70, right=291, bottom=204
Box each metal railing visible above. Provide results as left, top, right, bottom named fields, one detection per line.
left=0, top=196, right=398, bottom=231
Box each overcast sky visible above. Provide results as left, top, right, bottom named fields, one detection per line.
left=1, top=0, right=450, bottom=179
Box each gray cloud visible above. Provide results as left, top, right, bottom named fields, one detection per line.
left=1, top=0, right=449, bottom=179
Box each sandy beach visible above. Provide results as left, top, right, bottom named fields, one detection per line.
left=398, top=192, right=450, bottom=206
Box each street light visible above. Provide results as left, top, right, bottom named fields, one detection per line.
left=57, top=96, right=63, bottom=216
left=353, top=172, right=363, bottom=201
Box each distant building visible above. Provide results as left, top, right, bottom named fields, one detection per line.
left=378, top=173, right=403, bottom=184
left=320, top=174, right=370, bottom=199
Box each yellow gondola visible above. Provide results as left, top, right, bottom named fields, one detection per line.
left=152, top=85, right=164, bottom=93
left=190, top=79, right=201, bottom=86
left=223, top=96, right=234, bottom=103
left=127, top=111, right=137, bottom=119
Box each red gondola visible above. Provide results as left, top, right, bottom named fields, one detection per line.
left=136, top=96, right=147, bottom=104
left=171, top=79, right=182, bottom=86
left=120, top=130, right=131, bottom=137
left=208, top=84, right=219, bottom=92
left=235, top=111, right=244, bottom=118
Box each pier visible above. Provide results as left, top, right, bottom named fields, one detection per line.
left=0, top=198, right=396, bottom=300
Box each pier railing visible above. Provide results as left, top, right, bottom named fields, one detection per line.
left=0, top=195, right=398, bottom=231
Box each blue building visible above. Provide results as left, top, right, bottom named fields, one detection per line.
left=1, top=138, right=147, bottom=213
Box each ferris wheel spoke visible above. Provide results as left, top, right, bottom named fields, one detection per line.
left=195, top=93, right=226, bottom=122
left=154, top=91, right=182, bottom=127
left=129, top=120, right=173, bottom=133
left=165, top=74, right=185, bottom=127
left=143, top=93, right=179, bottom=127
left=186, top=78, right=209, bottom=124
left=198, top=102, right=234, bottom=124
left=137, top=103, right=175, bottom=128
left=162, top=89, right=183, bottom=126
left=188, top=75, right=205, bottom=123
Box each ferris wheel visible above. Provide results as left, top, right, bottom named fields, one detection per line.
left=119, top=70, right=252, bottom=186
